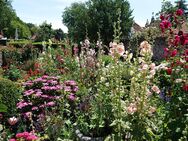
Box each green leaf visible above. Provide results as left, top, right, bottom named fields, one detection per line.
left=0, top=103, right=7, bottom=112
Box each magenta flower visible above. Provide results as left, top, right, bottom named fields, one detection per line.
left=26, top=134, right=38, bottom=141
left=47, top=101, right=55, bottom=107
left=24, top=89, right=35, bottom=96
left=32, top=106, right=39, bottom=111
left=176, top=9, right=183, bottom=16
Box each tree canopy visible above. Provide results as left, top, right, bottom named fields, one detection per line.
left=62, top=0, right=133, bottom=45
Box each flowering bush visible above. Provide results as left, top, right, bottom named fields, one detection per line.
left=17, top=75, right=63, bottom=131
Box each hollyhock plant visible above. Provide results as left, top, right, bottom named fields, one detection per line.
left=156, top=7, right=188, bottom=139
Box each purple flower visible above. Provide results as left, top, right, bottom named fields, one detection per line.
left=64, top=86, right=71, bottom=92
left=32, top=106, right=39, bottom=111
left=17, top=101, right=32, bottom=109
left=64, top=80, right=77, bottom=86
left=24, top=89, right=35, bottom=96
left=23, top=81, right=33, bottom=86
left=47, top=101, right=55, bottom=107
left=42, top=75, right=49, bottom=79
left=47, top=80, right=58, bottom=85
left=72, top=86, right=79, bottom=92
left=68, top=94, right=76, bottom=101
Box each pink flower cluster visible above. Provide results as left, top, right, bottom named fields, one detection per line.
left=18, top=75, right=63, bottom=122
left=9, top=131, right=38, bottom=141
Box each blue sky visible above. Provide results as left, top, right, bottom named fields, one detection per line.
left=12, top=0, right=176, bottom=33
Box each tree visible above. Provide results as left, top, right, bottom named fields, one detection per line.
left=0, top=0, right=31, bottom=38
left=62, top=0, right=133, bottom=45
left=158, top=0, right=176, bottom=15
left=0, top=0, right=17, bottom=36
left=62, top=2, right=90, bottom=42
left=27, top=23, right=39, bottom=36
left=54, top=28, right=64, bottom=41
left=36, top=21, right=53, bottom=41
left=8, top=18, right=31, bottom=39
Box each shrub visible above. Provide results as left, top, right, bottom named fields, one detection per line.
left=0, top=77, right=21, bottom=116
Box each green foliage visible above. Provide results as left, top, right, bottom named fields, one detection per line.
left=4, top=65, right=22, bottom=81
left=9, top=19, right=31, bottom=39
left=36, top=21, right=54, bottom=41
left=63, top=2, right=90, bottom=42
left=62, top=0, right=133, bottom=44
left=0, top=77, right=21, bottom=116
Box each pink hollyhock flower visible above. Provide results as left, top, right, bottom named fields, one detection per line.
left=174, top=35, right=180, bottom=46
left=8, top=116, right=18, bottom=126
left=127, top=103, right=137, bottom=114
left=161, top=20, right=171, bottom=29
left=170, top=49, right=177, bottom=57
left=176, top=9, right=183, bottom=16
left=151, top=85, right=160, bottom=94
left=160, top=22, right=165, bottom=32
left=150, top=63, right=156, bottom=70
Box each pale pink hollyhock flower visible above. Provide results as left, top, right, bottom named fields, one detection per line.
left=151, top=85, right=160, bottom=94
left=150, top=63, right=156, bottom=70
left=150, top=70, right=156, bottom=76
left=127, top=103, right=137, bottom=114
left=142, top=64, right=149, bottom=70
left=116, top=43, right=125, bottom=56
left=110, top=42, right=117, bottom=48
left=8, top=117, right=18, bottom=125
left=149, top=106, right=156, bottom=115
left=109, top=47, right=116, bottom=56
left=146, top=89, right=152, bottom=96
left=140, top=41, right=152, bottom=56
